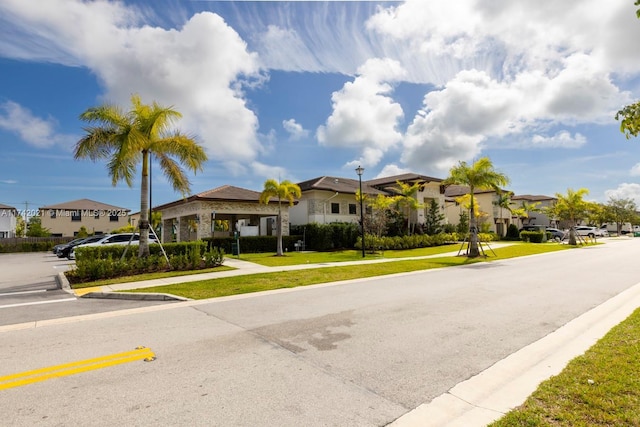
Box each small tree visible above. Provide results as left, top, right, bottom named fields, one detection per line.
left=606, top=197, right=638, bottom=234
left=393, top=181, right=424, bottom=235
left=259, top=179, right=301, bottom=256
left=423, top=199, right=444, bottom=235
left=26, top=217, right=50, bottom=237
left=548, top=188, right=590, bottom=245
left=76, top=226, right=90, bottom=238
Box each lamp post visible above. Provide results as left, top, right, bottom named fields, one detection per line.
left=356, top=165, right=365, bottom=258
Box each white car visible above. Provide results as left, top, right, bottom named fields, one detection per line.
left=69, top=233, right=157, bottom=259
left=574, top=226, right=608, bottom=238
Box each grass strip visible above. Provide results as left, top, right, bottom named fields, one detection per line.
left=490, top=307, right=640, bottom=426
left=71, top=265, right=235, bottom=289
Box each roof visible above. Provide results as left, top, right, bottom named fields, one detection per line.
left=365, top=173, right=443, bottom=188
left=444, top=185, right=501, bottom=198
left=40, top=199, right=129, bottom=211
left=511, top=194, right=557, bottom=202
left=297, top=176, right=386, bottom=195
left=0, top=203, right=16, bottom=210
left=153, top=185, right=281, bottom=211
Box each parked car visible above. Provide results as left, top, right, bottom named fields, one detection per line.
left=545, top=227, right=566, bottom=241
left=53, top=237, right=86, bottom=255
left=68, top=233, right=157, bottom=260
left=574, top=226, right=608, bottom=238
left=58, top=235, right=107, bottom=258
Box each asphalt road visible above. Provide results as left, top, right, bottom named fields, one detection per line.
left=1, top=239, right=639, bottom=426
left=0, top=252, right=176, bottom=325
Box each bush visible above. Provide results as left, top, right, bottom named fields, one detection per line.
left=290, top=223, right=360, bottom=251
left=203, top=235, right=302, bottom=254
left=504, top=224, right=521, bottom=241
left=520, top=230, right=544, bottom=243
left=67, top=242, right=225, bottom=283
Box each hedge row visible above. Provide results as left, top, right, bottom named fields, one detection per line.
left=355, top=232, right=499, bottom=251
left=0, top=237, right=73, bottom=253
left=66, top=242, right=224, bottom=284
left=202, top=235, right=303, bottom=254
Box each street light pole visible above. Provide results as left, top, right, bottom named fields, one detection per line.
left=356, top=165, right=365, bottom=258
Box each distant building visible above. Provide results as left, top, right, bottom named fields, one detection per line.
left=510, top=194, right=558, bottom=228
left=0, top=203, right=18, bottom=238
left=444, top=185, right=512, bottom=235
left=40, top=199, right=130, bottom=237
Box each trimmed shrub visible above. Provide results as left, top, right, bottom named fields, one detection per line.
left=290, top=223, right=360, bottom=251
left=203, top=235, right=302, bottom=254
left=520, top=230, right=544, bottom=243
left=67, top=241, right=224, bottom=284
left=504, top=224, right=521, bottom=241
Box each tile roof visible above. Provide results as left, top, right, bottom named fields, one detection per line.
left=0, top=203, right=16, bottom=210
left=365, top=173, right=443, bottom=188
left=297, top=176, right=386, bottom=195
left=511, top=194, right=557, bottom=202
left=40, top=199, right=129, bottom=211
left=195, top=185, right=263, bottom=201
left=444, top=185, right=500, bottom=198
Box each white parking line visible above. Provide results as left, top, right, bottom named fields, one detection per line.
left=0, top=298, right=76, bottom=309
left=0, top=290, right=48, bottom=297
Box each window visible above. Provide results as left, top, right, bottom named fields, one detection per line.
left=109, top=214, right=119, bottom=222
left=349, top=204, right=357, bottom=215
left=71, top=211, right=81, bottom=222
left=94, top=211, right=100, bottom=220
left=331, top=203, right=340, bottom=214
left=49, top=210, right=56, bottom=219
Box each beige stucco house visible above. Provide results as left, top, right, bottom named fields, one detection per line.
left=510, top=194, right=558, bottom=228
left=40, top=199, right=130, bottom=237
left=153, top=185, right=287, bottom=243
left=0, top=203, right=18, bottom=238
left=444, top=185, right=512, bottom=235
left=290, top=173, right=446, bottom=228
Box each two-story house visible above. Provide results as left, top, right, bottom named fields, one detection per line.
left=40, top=199, right=130, bottom=237
left=444, top=185, right=512, bottom=235
left=290, top=173, right=445, bottom=228
left=510, top=194, right=558, bottom=228
left=0, top=203, right=18, bottom=238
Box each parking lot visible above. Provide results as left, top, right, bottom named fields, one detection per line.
left=0, top=252, right=175, bottom=327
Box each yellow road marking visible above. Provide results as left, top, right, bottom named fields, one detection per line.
left=73, top=286, right=103, bottom=296
left=0, top=347, right=155, bottom=391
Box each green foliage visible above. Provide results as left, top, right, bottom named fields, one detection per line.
left=456, top=211, right=469, bottom=234
left=26, top=217, right=50, bottom=237
left=76, top=226, right=90, bottom=238
left=204, top=235, right=304, bottom=254
left=616, top=101, right=640, bottom=139
left=290, top=222, right=360, bottom=251
left=520, top=230, right=544, bottom=243
left=67, top=241, right=224, bottom=283
left=355, top=232, right=499, bottom=251
left=505, top=224, right=521, bottom=240
left=0, top=237, right=74, bottom=253
left=423, top=199, right=445, bottom=235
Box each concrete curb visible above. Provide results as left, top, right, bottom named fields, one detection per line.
left=79, top=292, right=189, bottom=301
left=389, top=279, right=640, bottom=426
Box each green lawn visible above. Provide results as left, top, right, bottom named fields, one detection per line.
left=490, top=307, right=640, bottom=426
left=126, top=242, right=571, bottom=299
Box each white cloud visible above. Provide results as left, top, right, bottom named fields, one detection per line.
left=605, top=183, right=640, bottom=206
left=250, top=161, right=290, bottom=181
left=531, top=131, right=587, bottom=149
left=0, top=101, right=73, bottom=148
left=0, top=180, right=18, bottom=185
left=375, top=164, right=412, bottom=179
left=317, top=58, right=406, bottom=168
left=0, top=1, right=265, bottom=170
left=630, top=164, right=640, bottom=177
left=282, top=119, right=309, bottom=140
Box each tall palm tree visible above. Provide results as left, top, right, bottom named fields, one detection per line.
left=493, top=191, right=512, bottom=237
left=259, top=179, right=301, bottom=256
left=74, top=94, right=208, bottom=257
left=393, top=180, right=424, bottom=235
left=444, top=157, right=510, bottom=257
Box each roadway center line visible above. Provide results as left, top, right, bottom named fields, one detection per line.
left=0, top=298, right=77, bottom=309
left=0, top=290, right=48, bottom=297
left=0, top=347, right=156, bottom=390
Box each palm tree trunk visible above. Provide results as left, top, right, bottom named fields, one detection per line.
left=276, top=201, right=283, bottom=256
left=138, top=150, right=150, bottom=258
left=468, top=190, right=480, bottom=257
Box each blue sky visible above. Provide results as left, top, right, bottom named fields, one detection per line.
left=2, top=0, right=640, bottom=213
